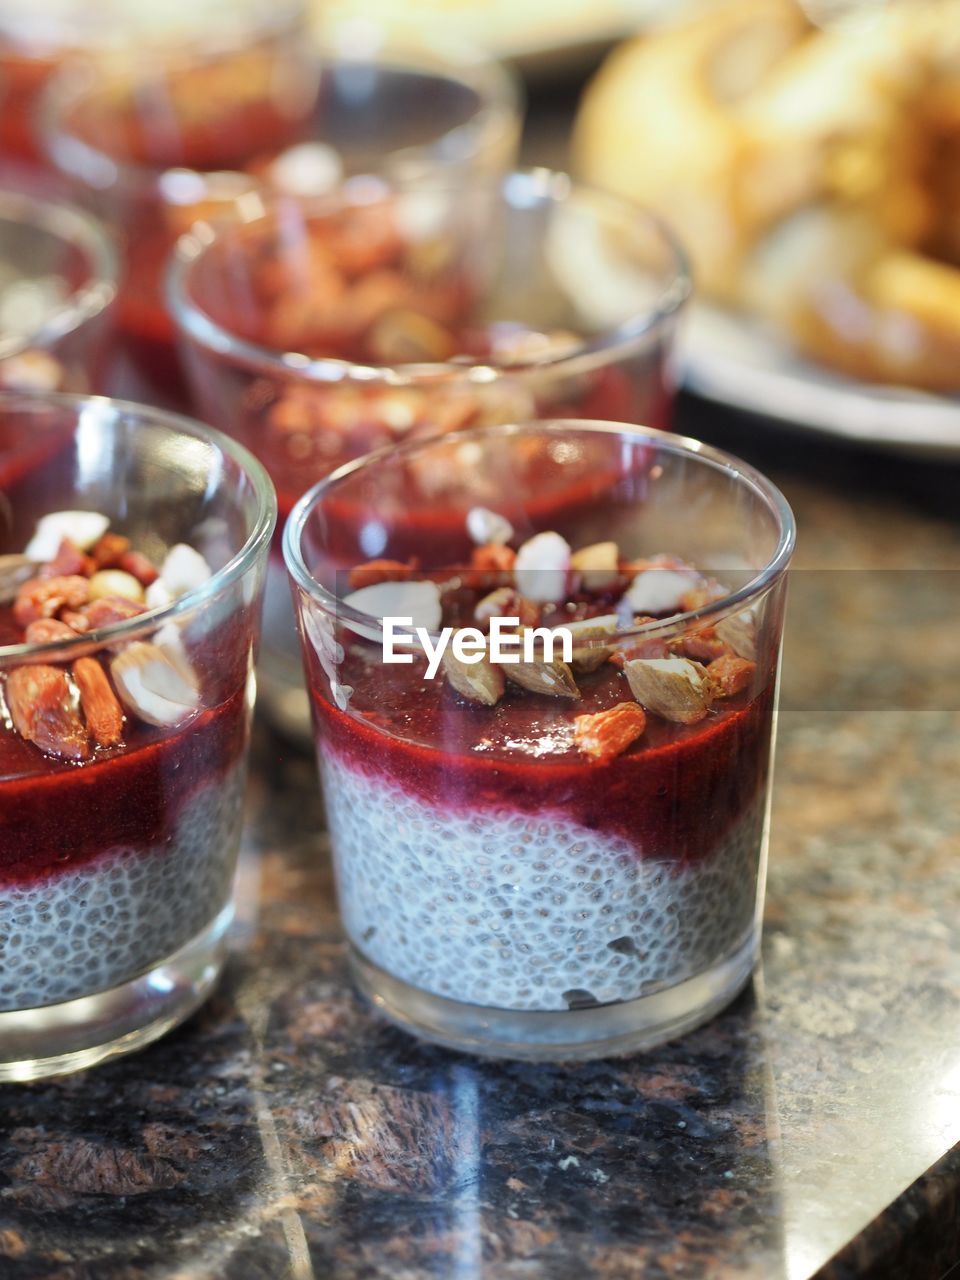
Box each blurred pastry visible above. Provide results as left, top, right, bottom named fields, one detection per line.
left=574, top=0, right=960, bottom=390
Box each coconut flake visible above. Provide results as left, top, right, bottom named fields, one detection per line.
left=624, top=569, right=697, bottom=616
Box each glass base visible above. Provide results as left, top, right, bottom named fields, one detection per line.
left=0, top=902, right=233, bottom=1083
left=350, top=927, right=758, bottom=1061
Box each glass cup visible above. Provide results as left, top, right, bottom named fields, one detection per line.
left=0, top=189, right=117, bottom=395
left=40, top=33, right=520, bottom=400
left=284, top=419, right=794, bottom=1060
left=0, top=390, right=276, bottom=1081
left=0, top=0, right=306, bottom=164
left=171, top=169, right=691, bottom=736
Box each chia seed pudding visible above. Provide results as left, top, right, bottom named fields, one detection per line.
left=300, top=512, right=778, bottom=1020
left=0, top=510, right=252, bottom=1011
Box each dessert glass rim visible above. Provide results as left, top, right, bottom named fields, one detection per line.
left=166, top=167, right=692, bottom=386
left=0, top=389, right=277, bottom=662
left=283, top=417, right=796, bottom=646
left=38, top=32, right=521, bottom=198
left=1, top=0, right=305, bottom=64
left=0, top=189, right=118, bottom=362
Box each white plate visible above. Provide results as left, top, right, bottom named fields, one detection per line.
left=681, top=304, right=960, bottom=459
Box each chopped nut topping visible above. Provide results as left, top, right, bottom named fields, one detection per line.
left=13, top=575, right=90, bottom=627
left=669, top=628, right=733, bottom=663
left=570, top=542, right=620, bottom=592
left=561, top=615, right=619, bottom=673
left=5, top=664, right=90, bottom=761
left=111, top=642, right=200, bottom=728
left=505, top=657, right=580, bottom=700
left=708, top=653, right=757, bottom=697
left=623, top=568, right=698, bottom=616
left=88, top=570, right=145, bottom=604
left=443, top=638, right=505, bottom=706
left=574, top=702, right=647, bottom=763
left=514, top=531, right=571, bottom=603
left=73, top=656, right=124, bottom=748
left=622, top=656, right=714, bottom=724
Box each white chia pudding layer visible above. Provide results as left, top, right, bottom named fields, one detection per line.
left=322, top=752, right=764, bottom=1013
left=0, top=766, right=245, bottom=1012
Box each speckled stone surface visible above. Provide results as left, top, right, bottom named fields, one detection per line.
left=0, top=401, right=958, bottom=1279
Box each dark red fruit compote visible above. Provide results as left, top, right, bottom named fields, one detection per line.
left=0, top=515, right=249, bottom=1013
left=286, top=421, right=793, bottom=1058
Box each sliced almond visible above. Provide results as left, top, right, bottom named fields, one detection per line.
left=443, top=639, right=504, bottom=706
left=505, top=657, right=580, bottom=700
left=111, top=641, right=199, bottom=727
left=623, top=656, right=714, bottom=724
left=159, top=543, right=212, bottom=600
left=0, top=554, right=38, bottom=605
left=570, top=542, right=620, bottom=592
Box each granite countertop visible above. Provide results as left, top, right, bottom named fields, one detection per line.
left=1, top=401, right=958, bottom=1280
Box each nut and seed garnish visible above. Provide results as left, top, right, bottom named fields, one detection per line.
left=443, top=637, right=505, bottom=706
left=2, top=511, right=213, bottom=760
left=504, top=657, right=581, bottom=699
left=622, top=657, right=714, bottom=725
left=707, top=653, right=757, bottom=698
left=574, top=702, right=647, bottom=763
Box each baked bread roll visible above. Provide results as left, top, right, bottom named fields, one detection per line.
left=574, top=0, right=960, bottom=390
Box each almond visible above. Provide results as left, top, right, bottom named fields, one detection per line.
left=669, top=628, right=732, bottom=663
left=469, top=543, right=517, bottom=589
left=570, top=542, right=620, bottom=592
left=72, top=656, right=124, bottom=747
left=110, top=641, right=199, bottom=728
left=505, top=657, right=580, bottom=700
left=88, top=570, right=145, bottom=603
left=474, top=587, right=539, bottom=628
left=574, top=701, right=647, bottom=763
left=91, top=532, right=131, bottom=568
left=560, top=614, right=619, bottom=673
left=4, top=664, right=90, bottom=761
left=13, top=575, right=90, bottom=626
left=443, top=639, right=505, bottom=706
left=622, top=656, right=714, bottom=724
left=707, top=653, right=757, bottom=697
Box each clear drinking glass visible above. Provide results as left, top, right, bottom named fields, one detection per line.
left=0, top=0, right=306, bottom=164
left=171, top=169, right=690, bottom=735
left=0, top=190, right=117, bottom=394
left=284, top=419, right=794, bottom=1060
left=0, top=391, right=276, bottom=1081
left=40, top=33, right=520, bottom=399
